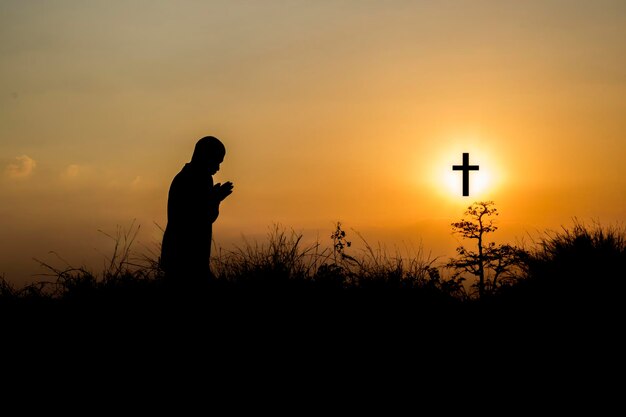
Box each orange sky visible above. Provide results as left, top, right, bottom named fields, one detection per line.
left=1, top=1, right=625, bottom=285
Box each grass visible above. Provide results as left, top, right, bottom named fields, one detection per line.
left=500, top=220, right=626, bottom=309
left=1, top=219, right=624, bottom=371
left=1, top=220, right=624, bottom=323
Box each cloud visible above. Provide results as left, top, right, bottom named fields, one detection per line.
left=60, top=164, right=99, bottom=184
left=62, top=164, right=81, bottom=178
left=5, top=155, right=36, bottom=179
left=130, top=175, right=160, bottom=191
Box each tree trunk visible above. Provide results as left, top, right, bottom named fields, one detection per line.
left=477, top=234, right=484, bottom=298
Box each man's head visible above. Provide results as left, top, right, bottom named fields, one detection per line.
left=191, top=136, right=226, bottom=175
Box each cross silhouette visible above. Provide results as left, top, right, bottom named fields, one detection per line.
left=452, top=153, right=479, bottom=196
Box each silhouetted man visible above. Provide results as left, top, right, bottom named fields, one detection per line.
left=160, top=136, right=233, bottom=287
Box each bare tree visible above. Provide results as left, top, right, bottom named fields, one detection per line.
left=447, top=201, right=525, bottom=298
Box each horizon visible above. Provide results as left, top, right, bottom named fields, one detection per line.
left=1, top=1, right=625, bottom=285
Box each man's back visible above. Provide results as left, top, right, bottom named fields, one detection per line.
left=161, top=164, right=215, bottom=281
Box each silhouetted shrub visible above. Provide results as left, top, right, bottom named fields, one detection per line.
left=504, top=221, right=626, bottom=310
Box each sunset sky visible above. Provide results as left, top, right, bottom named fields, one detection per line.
left=2, top=0, right=625, bottom=285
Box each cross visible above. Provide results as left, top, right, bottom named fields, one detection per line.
left=452, top=153, right=479, bottom=196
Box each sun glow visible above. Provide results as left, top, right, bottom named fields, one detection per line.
left=444, top=165, right=492, bottom=197
left=423, top=137, right=505, bottom=201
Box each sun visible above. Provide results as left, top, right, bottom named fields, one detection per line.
left=422, top=138, right=504, bottom=201
left=444, top=163, right=492, bottom=197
